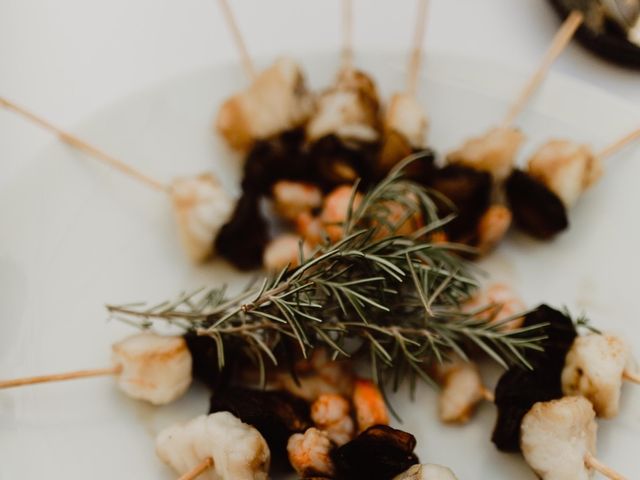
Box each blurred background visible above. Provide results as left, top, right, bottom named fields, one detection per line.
left=1, top=0, right=638, bottom=189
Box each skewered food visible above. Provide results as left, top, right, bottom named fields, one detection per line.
left=505, top=168, right=569, bottom=239
left=507, top=129, right=640, bottom=239
left=306, top=67, right=382, bottom=187
left=311, top=394, right=356, bottom=446
left=352, top=378, right=390, bottom=432
left=435, top=358, right=487, bottom=424
left=447, top=127, right=525, bottom=181
left=111, top=332, right=192, bottom=405
left=214, top=191, right=270, bottom=269
left=385, top=94, right=428, bottom=154
left=307, top=68, right=380, bottom=145
left=427, top=164, right=492, bottom=243
left=520, top=396, right=597, bottom=480
left=287, top=427, right=336, bottom=478
left=379, top=94, right=429, bottom=174
left=209, top=387, right=311, bottom=468
left=491, top=304, right=577, bottom=451
left=171, top=173, right=235, bottom=263
left=183, top=333, right=230, bottom=389
left=561, top=332, right=639, bottom=418
left=527, top=139, right=602, bottom=208
left=549, top=0, right=640, bottom=67
left=331, top=425, right=420, bottom=480
left=216, top=57, right=314, bottom=152
left=156, top=411, right=270, bottom=480
left=393, top=464, right=459, bottom=480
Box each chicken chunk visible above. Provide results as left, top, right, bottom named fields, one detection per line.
left=435, top=359, right=486, bottom=424
left=352, top=378, right=389, bottom=432
left=393, top=464, right=459, bottom=480
left=527, top=139, right=603, bottom=208
left=111, top=332, right=192, bottom=405
left=287, top=427, right=335, bottom=478
left=156, top=412, right=270, bottom=480
left=171, top=173, right=235, bottom=263
left=306, top=68, right=380, bottom=144
left=311, top=394, right=355, bottom=446
left=385, top=92, right=428, bottom=149
left=272, top=180, right=323, bottom=221
left=562, top=333, right=638, bottom=418
left=520, top=396, right=597, bottom=480
left=447, top=127, right=525, bottom=181
left=216, top=57, right=314, bottom=151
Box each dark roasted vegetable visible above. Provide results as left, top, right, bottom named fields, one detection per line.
left=491, top=304, right=577, bottom=452
left=183, top=333, right=226, bottom=388
left=331, top=425, right=419, bottom=480
left=505, top=169, right=569, bottom=239
left=214, top=192, right=269, bottom=270
left=242, top=128, right=311, bottom=194
left=209, top=387, right=312, bottom=469
left=428, top=164, right=492, bottom=243
left=309, top=134, right=380, bottom=191
left=548, top=0, right=640, bottom=68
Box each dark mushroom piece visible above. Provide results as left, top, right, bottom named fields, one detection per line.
left=548, top=0, right=640, bottom=68
left=331, top=425, right=420, bottom=480
left=505, top=169, right=569, bottom=239
left=491, top=304, right=577, bottom=452
left=427, top=164, right=493, bottom=243
left=215, top=128, right=312, bottom=270
left=209, top=387, right=312, bottom=470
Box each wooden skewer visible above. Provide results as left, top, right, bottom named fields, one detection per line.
left=0, top=97, right=169, bottom=193
left=0, top=365, right=122, bottom=389
left=341, top=0, right=354, bottom=71
left=584, top=452, right=627, bottom=480
left=406, top=0, right=429, bottom=96
left=598, top=126, right=640, bottom=159
left=177, top=457, right=213, bottom=480
left=502, top=10, right=583, bottom=128
left=217, top=0, right=256, bottom=80
left=623, top=369, right=640, bottom=384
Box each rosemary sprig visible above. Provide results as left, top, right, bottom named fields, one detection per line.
left=107, top=156, right=544, bottom=387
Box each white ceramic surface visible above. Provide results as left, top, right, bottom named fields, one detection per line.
left=0, top=52, right=638, bottom=479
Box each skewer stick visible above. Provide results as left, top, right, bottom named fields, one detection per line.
left=479, top=385, right=495, bottom=403
left=584, top=453, right=627, bottom=480
left=0, top=97, right=169, bottom=193
left=177, top=457, right=213, bottom=480
left=217, top=0, right=256, bottom=80
left=502, top=10, right=583, bottom=128
left=598, top=127, right=640, bottom=159
left=406, top=0, right=429, bottom=96
left=623, top=369, right=640, bottom=384
left=0, top=365, right=122, bottom=389
left=341, top=0, right=354, bottom=70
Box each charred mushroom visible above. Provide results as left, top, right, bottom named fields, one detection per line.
left=209, top=387, right=312, bottom=468
left=331, top=425, right=420, bottom=480
left=491, top=305, right=577, bottom=451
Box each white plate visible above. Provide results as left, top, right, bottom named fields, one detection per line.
left=1, top=51, right=639, bottom=479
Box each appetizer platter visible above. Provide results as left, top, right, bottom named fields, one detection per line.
left=0, top=1, right=639, bottom=479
